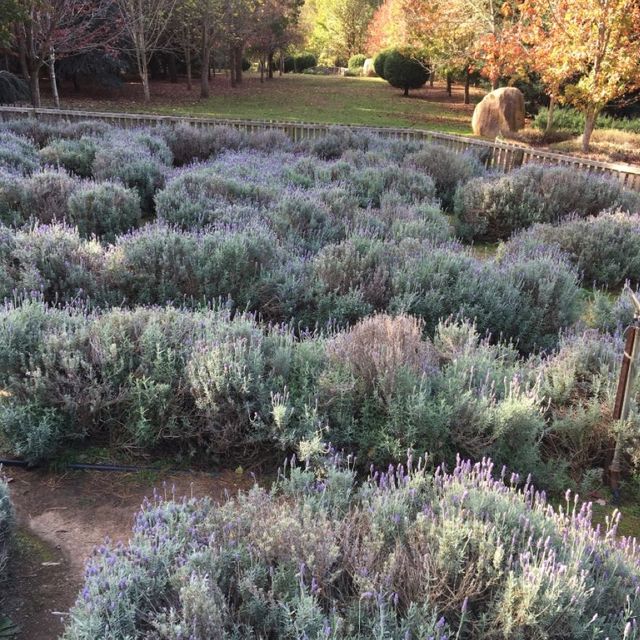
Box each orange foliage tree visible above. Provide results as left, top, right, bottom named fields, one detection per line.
left=521, top=0, right=640, bottom=150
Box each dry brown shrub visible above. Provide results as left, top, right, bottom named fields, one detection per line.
left=327, top=314, right=435, bottom=400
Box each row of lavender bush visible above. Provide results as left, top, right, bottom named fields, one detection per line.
left=2, top=119, right=638, bottom=238
left=63, top=453, right=640, bottom=639
left=0, top=302, right=632, bottom=494
left=0, top=221, right=582, bottom=353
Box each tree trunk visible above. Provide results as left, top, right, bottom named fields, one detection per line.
left=582, top=110, right=597, bottom=152
left=267, top=52, right=274, bottom=79
left=200, top=27, right=211, bottom=98
left=185, top=44, right=192, bottom=91
left=429, top=69, right=434, bottom=87
left=168, top=53, right=178, bottom=83
left=234, top=46, right=243, bottom=84
left=230, top=47, right=236, bottom=87
left=403, top=86, right=409, bottom=96
left=545, top=95, right=556, bottom=134
left=446, top=72, right=452, bottom=96
left=492, top=77, right=499, bottom=90
left=279, top=51, right=284, bottom=76
left=140, top=56, right=151, bottom=102
left=464, top=68, right=470, bottom=104
left=259, top=56, right=264, bottom=83
left=29, top=66, right=41, bottom=107
left=49, top=47, right=60, bottom=108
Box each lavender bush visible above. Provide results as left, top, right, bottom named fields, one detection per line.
left=63, top=454, right=640, bottom=639
left=0, top=130, right=40, bottom=174
left=18, top=169, right=79, bottom=223
left=454, top=165, right=640, bottom=241
left=504, top=212, right=640, bottom=288
left=1, top=302, right=630, bottom=491
left=0, top=119, right=58, bottom=147
left=40, top=137, right=98, bottom=177
left=0, top=168, right=24, bottom=226
left=406, top=145, right=485, bottom=210
left=155, top=167, right=275, bottom=228
left=92, top=133, right=168, bottom=210
left=67, top=181, right=142, bottom=241
left=160, top=124, right=247, bottom=165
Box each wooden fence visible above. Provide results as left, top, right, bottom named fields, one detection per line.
left=2, top=105, right=640, bottom=191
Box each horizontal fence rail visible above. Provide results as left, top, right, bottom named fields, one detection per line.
left=2, top=105, right=640, bottom=191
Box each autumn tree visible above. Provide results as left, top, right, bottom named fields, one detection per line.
left=522, top=0, right=640, bottom=150
left=13, top=0, right=119, bottom=107
left=303, top=0, right=377, bottom=64
left=115, top=0, right=178, bottom=101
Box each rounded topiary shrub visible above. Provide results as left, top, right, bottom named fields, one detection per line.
left=373, top=49, right=392, bottom=79
left=383, top=49, right=429, bottom=96
left=67, top=182, right=142, bottom=241
left=348, top=54, right=367, bottom=70
left=63, top=454, right=640, bottom=640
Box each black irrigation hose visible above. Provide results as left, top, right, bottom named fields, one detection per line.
left=0, top=458, right=221, bottom=476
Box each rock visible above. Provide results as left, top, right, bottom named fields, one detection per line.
left=472, top=87, right=525, bottom=138
left=363, top=58, right=377, bottom=77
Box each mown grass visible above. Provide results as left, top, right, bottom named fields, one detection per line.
left=54, top=73, right=480, bottom=134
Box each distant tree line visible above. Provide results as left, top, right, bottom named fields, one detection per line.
left=0, top=0, right=305, bottom=105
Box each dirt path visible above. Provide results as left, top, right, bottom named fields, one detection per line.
left=1, top=466, right=252, bottom=640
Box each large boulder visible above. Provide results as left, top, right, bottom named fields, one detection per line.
left=472, top=87, right=525, bottom=138
left=363, top=58, right=377, bottom=77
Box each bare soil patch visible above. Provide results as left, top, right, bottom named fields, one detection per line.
left=1, top=466, right=252, bottom=639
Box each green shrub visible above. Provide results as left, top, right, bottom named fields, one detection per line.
left=373, top=49, right=392, bottom=79
left=534, top=106, right=640, bottom=134
left=0, top=71, right=30, bottom=104
left=454, top=164, right=640, bottom=241
left=348, top=54, right=367, bottom=70
left=40, top=137, right=97, bottom=177
left=383, top=49, right=429, bottom=96
left=67, top=181, right=142, bottom=241
left=63, top=453, right=640, bottom=640
left=284, top=53, right=317, bottom=73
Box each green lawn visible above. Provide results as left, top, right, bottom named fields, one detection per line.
left=58, top=73, right=480, bottom=134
